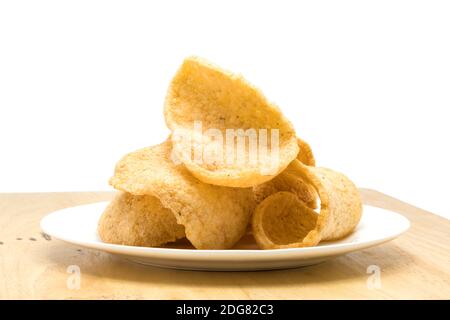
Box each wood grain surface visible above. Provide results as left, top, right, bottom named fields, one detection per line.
left=0, top=189, right=449, bottom=299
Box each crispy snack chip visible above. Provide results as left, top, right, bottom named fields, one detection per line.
left=98, top=192, right=185, bottom=247
left=252, top=192, right=319, bottom=248
left=109, top=141, right=255, bottom=249
left=164, top=57, right=299, bottom=188
left=253, top=138, right=317, bottom=208
left=252, top=162, right=362, bottom=249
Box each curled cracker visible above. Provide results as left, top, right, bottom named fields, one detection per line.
left=252, top=192, right=319, bottom=249
left=252, top=161, right=362, bottom=249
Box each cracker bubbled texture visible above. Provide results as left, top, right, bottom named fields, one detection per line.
left=98, top=192, right=185, bottom=247
left=164, top=56, right=299, bottom=188
left=109, top=141, right=255, bottom=249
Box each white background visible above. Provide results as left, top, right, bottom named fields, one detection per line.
left=1, top=1, right=449, bottom=219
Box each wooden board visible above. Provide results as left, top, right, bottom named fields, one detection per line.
left=0, top=189, right=449, bottom=299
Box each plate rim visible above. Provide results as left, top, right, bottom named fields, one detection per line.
left=40, top=201, right=410, bottom=260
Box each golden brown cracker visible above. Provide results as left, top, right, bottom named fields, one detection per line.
left=98, top=192, right=185, bottom=247
left=164, top=57, right=298, bottom=188
left=109, top=141, right=255, bottom=249
left=252, top=161, right=362, bottom=249
left=252, top=192, right=319, bottom=249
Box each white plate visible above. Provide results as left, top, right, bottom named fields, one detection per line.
left=40, top=202, right=410, bottom=271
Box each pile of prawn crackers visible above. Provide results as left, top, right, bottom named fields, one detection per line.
left=98, top=57, right=362, bottom=250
